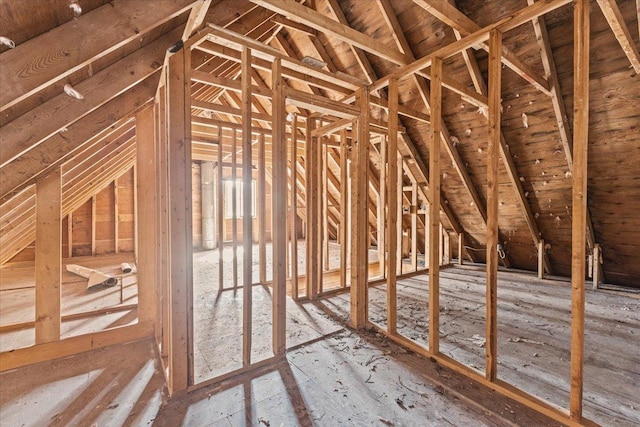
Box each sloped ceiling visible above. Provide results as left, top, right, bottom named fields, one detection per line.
left=1, top=0, right=638, bottom=287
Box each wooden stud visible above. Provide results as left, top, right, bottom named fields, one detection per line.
left=134, top=165, right=139, bottom=260
left=439, top=222, right=444, bottom=267
left=458, top=233, right=464, bottom=265
left=411, top=180, right=418, bottom=271
left=290, top=116, right=299, bottom=299
left=593, top=244, right=602, bottom=289
left=387, top=78, right=399, bottom=334
left=377, top=136, right=386, bottom=278
left=305, top=118, right=316, bottom=298
left=339, top=129, right=348, bottom=288
left=428, top=56, right=443, bottom=354
left=570, top=0, right=589, bottom=418
left=322, top=144, right=329, bottom=272
left=397, top=156, right=404, bottom=275
left=217, top=129, right=225, bottom=291
left=201, top=161, right=215, bottom=250
left=350, top=89, right=370, bottom=329
left=113, top=179, right=119, bottom=253
left=67, top=212, right=73, bottom=258
left=136, top=105, right=158, bottom=325
left=538, top=239, right=545, bottom=279
left=242, top=47, right=253, bottom=366
left=486, top=29, right=503, bottom=382
left=272, top=57, right=287, bottom=356
left=35, top=168, right=62, bottom=344
left=91, top=195, right=97, bottom=255
left=317, top=138, right=324, bottom=294
left=231, top=128, right=238, bottom=289
left=424, top=204, right=430, bottom=269
left=258, top=133, right=267, bottom=284
left=166, top=47, right=193, bottom=393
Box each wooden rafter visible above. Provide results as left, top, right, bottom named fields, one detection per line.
left=412, top=0, right=552, bottom=95
left=0, top=0, right=195, bottom=114
left=527, top=0, right=596, bottom=250
left=596, top=0, right=640, bottom=73
left=451, top=23, right=551, bottom=273
left=376, top=0, right=497, bottom=264
left=0, top=29, right=181, bottom=169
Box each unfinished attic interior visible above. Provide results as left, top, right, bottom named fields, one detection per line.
left=1, top=0, right=639, bottom=425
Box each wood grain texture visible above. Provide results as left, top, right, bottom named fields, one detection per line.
left=0, top=0, right=193, bottom=112
left=35, top=168, right=62, bottom=344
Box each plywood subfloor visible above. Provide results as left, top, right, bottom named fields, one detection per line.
left=0, top=332, right=558, bottom=427
left=0, top=253, right=138, bottom=352
left=321, top=266, right=640, bottom=426
left=192, top=240, right=384, bottom=383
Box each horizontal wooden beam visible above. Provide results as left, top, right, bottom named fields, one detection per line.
left=371, top=0, right=572, bottom=91
left=284, top=87, right=360, bottom=118
left=0, top=321, right=154, bottom=372
left=205, top=23, right=365, bottom=88
left=251, top=0, right=412, bottom=65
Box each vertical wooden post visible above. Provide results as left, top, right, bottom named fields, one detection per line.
left=136, top=105, right=158, bottom=325
left=424, top=204, right=429, bottom=269
left=458, top=233, right=464, bottom=265
left=114, top=179, right=119, bottom=253
left=411, top=180, right=418, bottom=271
left=538, top=239, right=545, bottom=279
left=377, top=136, right=386, bottom=278
left=157, top=85, right=170, bottom=357
left=35, top=168, right=61, bottom=344
left=397, top=157, right=403, bottom=275
left=387, top=79, right=399, bottom=334
left=258, top=133, right=267, bottom=284
left=201, top=161, right=215, bottom=250
left=67, top=212, right=73, bottom=258
left=322, top=144, right=329, bottom=272
left=217, top=128, right=224, bottom=291
left=91, top=195, right=97, bottom=255
left=443, top=231, right=450, bottom=265
left=593, top=244, right=601, bottom=289
left=305, top=119, right=313, bottom=297
left=486, top=29, right=503, bottom=382
left=350, top=88, right=370, bottom=329
left=317, top=138, right=324, bottom=293
left=305, top=118, right=319, bottom=298
left=570, top=0, right=590, bottom=418
left=242, top=47, right=253, bottom=366
left=231, top=128, right=238, bottom=289
left=340, top=129, right=348, bottom=288
left=429, top=56, right=443, bottom=354
left=272, top=57, right=287, bottom=356
left=133, top=165, right=138, bottom=260
left=290, top=116, right=299, bottom=298
left=166, top=46, right=193, bottom=393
